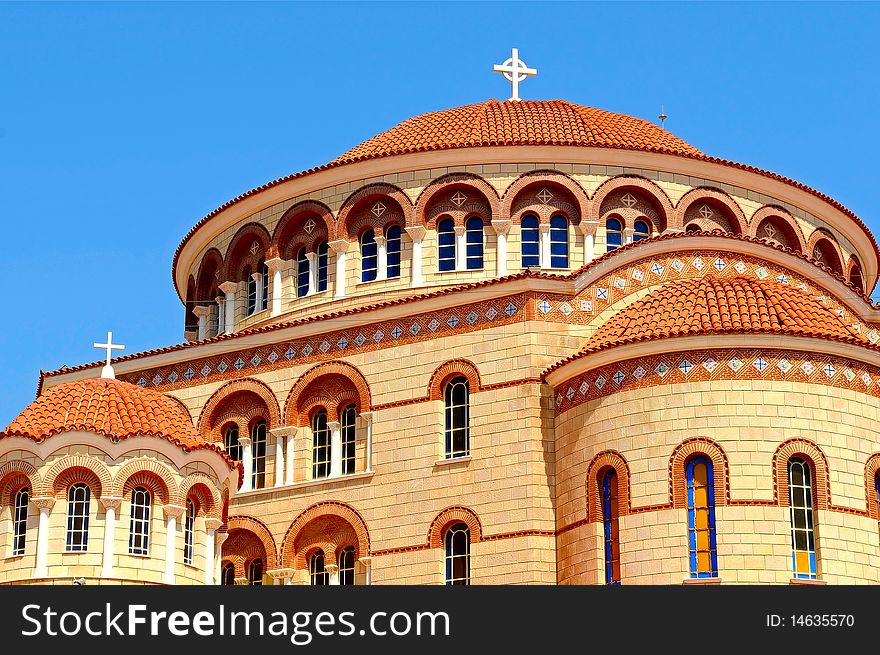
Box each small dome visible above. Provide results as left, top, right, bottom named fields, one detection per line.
left=332, top=99, right=702, bottom=165
left=3, top=377, right=207, bottom=449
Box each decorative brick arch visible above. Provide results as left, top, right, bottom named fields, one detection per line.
left=669, top=438, right=730, bottom=508
left=197, top=378, right=281, bottom=438
left=273, top=200, right=335, bottom=257
left=177, top=472, right=222, bottom=517
left=222, top=527, right=269, bottom=579
left=194, top=248, right=224, bottom=303
left=427, top=359, right=482, bottom=401
left=586, top=450, right=631, bottom=523
left=846, top=254, right=865, bottom=293
left=415, top=173, right=500, bottom=230
left=0, top=461, right=40, bottom=506
left=281, top=501, right=371, bottom=568
left=590, top=175, right=673, bottom=232
left=283, top=361, right=372, bottom=426
left=674, top=187, right=747, bottom=235
left=337, top=183, right=414, bottom=240
left=772, top=439, right=830, bottom=511
left=226, top=515, right=278, bottom=570
left=427, top=506, right=483, bottom=548
left=222, top=222, right=273, bottom=281
left=111, top=459, right=176, bottom=505
left=806, top=228, right=845, bottom=277
left=41, top=456, right=111, bottom=498
left=501, top=170, right=589, bottom=225
left=864, top=454, right=880, bottom=520
left=748, top=206, right=807, bottom=253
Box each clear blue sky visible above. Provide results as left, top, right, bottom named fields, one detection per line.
left=1, top=1, right=878, bottom=425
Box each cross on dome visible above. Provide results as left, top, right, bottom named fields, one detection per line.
left=493, top=48, right=537, bottom=102
left=93, top=331, right=125, bottom=379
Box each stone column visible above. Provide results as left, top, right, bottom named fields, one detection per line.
left=193, top=305, right=211, bottom=341
left=579, top=221, right=600, bottom=265
left=216, top=295, right=226, bottom=335
left=375, top=235, right=388, bottom=281
left=361, top=411, right=374, bottom=473
left=286, top=432, right=296, bottom=485
left=405, top=226, right=426, bottom=287
left=328, top=240, right=349, bottom=299
left=99, top=497, right=123, bottom=578
left=239, top=436, right=253, bottom=492
left=204, top=518, right=223, bottom=584
left=359, top=557, right=372, bottom=586
left=454, top=225, right=466, bottom=271
left=491, top=220, right=511, bottom=277
left=328, top=421, right=342, bottom=478
left=219, top=282, right=238, bottom=333
left=163, top=504, right=185, bottom=585
left=624, top=227, right=635, bottom=245
left=326, top=563, right=340, bottom=586
left=252, top=272, right=264, bottom=313
left=270, top=426, right=297, bottom=487
left=214, top=530, right=228, bottom=585
left=305, top=252, right=318, bottom=296
left=274, top=432, right=285, bottom=487
left=267, top=568, right=294, bottom=586
left=539, top=223, right=551, bottom=268
left=265, top=257, right=285, bottom=317
left=32, top=497, right=55, bottom=578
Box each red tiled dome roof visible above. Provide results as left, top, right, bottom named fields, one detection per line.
left=587, top=276, right=867, bottom=352
left=332, top=99, right=703, bottom=165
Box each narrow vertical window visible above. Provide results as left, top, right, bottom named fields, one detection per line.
left=876, top=473, right=880, bottom=542
left=261, top=262, right=269, bottom=311
left=445, top=523, right=470, bottom=585
left=438, top=218, right=456, bottom=272
left=549, top=215, right=569, bottom=268
left=248, top=558, right=263, bottom=585
left=361, top=229, right=377, bottom=282
left=601, top=470, right=621, bottom=585
left=66, top=483, right=90, bottom=552
left=444, top=376, right=469, bottom=459
left=12, top=487, right=28, bottom=556
left=221, top=562, right=235, bottom=585
left=634, top=220, right=651, bottom=242
left=606, top=218, right=623, bottom=251
left=386, top=225, right=402, bottom=278
left=183, top=498, right=195, bottom=566
left=341, top=404, right=356, bottom=475
left=686, top=456, right=718, bottom=578
left=339, top=546, right=355, bottom=586
left=224, top=425, right=241, bottom=462
left=312, top=410, right=330, bottom=479
left=310, top=550, right=328, bottom=585
left=296, top=247, right=310, bottom=298
left=788, top=457, right=818, bottom=579
left=128, top=486, right=151, bottom=556
left=246, top=268, right=257, bottom=315
left=317, top=240, right=329, bottom=292
left=251, top=420, right=267, bottom=489
left=521, top=215, right=540, bottom=267
left=465, top=216, right=484, bottom=270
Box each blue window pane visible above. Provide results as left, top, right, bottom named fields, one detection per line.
left=550, top=215, right=568, bottom=268
left=317, top=241, right=328, bottom=292
left=634, top=220, right=651, bottom=242
left=521, top=215, right=540, bottom=267
left=465, top=217, right=483, bottom=270
left=602, top=470, right=620, bottom=585
left=438, top=219, right=455, bottom=272
left=686, top=456, right=718, bottom=578
left=361, top=230, right=377, bottom=282
left=606, top=218, right=623, bottom=252
left=386, top=225, right=401, bottom=278
left=296, top=248, right=310, bottom=298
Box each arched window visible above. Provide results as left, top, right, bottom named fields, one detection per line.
left=310, top=550, right=328, bottom=585
left=386, top=225, right=402, bottom=278
left=601, top=469, right=621, bottom=585
left=550, top=215, right=569, bottom=268
left=317, top=240, right=329, bottom=292
left=633, top=220, right=651, bottom=242
left=221, top=562, right=235, bottom=585
left=685, top=223, right=701, bottom=233
left=444, top=376, right=470, bottom=459
left=128, top=486, right=151, bottom=556
left=339, top=545, right=355, bottom=586
left=224, top=424, right=241, bottom=462
left=606, top=218, right=623, bottom=251
left=361, top=229, right=378, bottom=282
left=876, top=473, right=880, bottom=542
left=246, top=267, right=257, bottom=316
left=12, top=487, right=28, bottom=556
left=260, top=261, right=269, bottom=311
left=341, top=404, right=356, bottom=476
left=521, top=215, right=540, bottom=268
left=251, top=420, right=267, bottom=489
left=788, top=457, right=818, bottom=579
left=183, top=498, right=195, bottom=566
left=65, top=483, right=91, bottom=552
left=438, top=218, right=456, bottom=272
left=686, top=456, right=718, bottom=578
left=444, top=523, right=470, bottom=585
left=465, top=216, right=484, bottom=270
left=296, top=247, right=310, bottom=298
left=312, top=410, right=330, bottom=479
left=248, top=558, right=263, bottom=585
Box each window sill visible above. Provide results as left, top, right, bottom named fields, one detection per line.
left=682, top=577, right=722, bottom=585
left=235, top=470, right=375, bottom=497
left=357, top=276, right=402, bottom=287
left=434, top=455, right=472, bottom=468
left=789, top=577, right=826, bottom=586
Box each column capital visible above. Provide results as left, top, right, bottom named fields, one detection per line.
left=328, top=239, right=350, bottom=254
left=270, top=425, right=298, bottom=438
left=624, top=227, right=636, bottom=236
left=266, top=568, right=295, bottom=580
left=326, top=421, right=341, bottom=431
left=374, top=235, right=387, bottom=247
left=163, top=504, right=186, bottom=520
left=98, top=496, right=124, bottom=511
left=490, top=219, right=512, bottom=236
left=304, top=251, right=318, bottom=263
left=192, top=305, right=212, bottom=319
left=205, top=518, right=224, bottom=532
left=264, top=256, right=285, bottom=273
left=538, top=222, right=551, bottom=234
left=215, top=531, right=229, bottom=548
left=31, top=497, right=56, bottom=511
left=577, top=220, right=601, bottom=235
left=453, top=225, right=466, bottom=236
left=404, top=225, right=426, bottom=241
left=357, top=556, right=372, bottom=565
left=324, top=564, right=340, bottom=575
left=250, top=270, right=262, bottom=282
left=360, top=411, right=374, bottom=422
left=238, top=436, right=252, bottom=447
left=234, top=577, right=249, bottom=585
left=218, top=281, right=239, bottom=294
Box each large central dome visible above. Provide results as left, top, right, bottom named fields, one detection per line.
left=332, top=99, right=703, bottom=165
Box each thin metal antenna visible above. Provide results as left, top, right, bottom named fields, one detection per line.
left=658, top=104, right=668, bottom=129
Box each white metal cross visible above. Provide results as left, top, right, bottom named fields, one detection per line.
left=493, top=48, right=537, bottom=102
left=94, top=331, right=125, bottom=379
